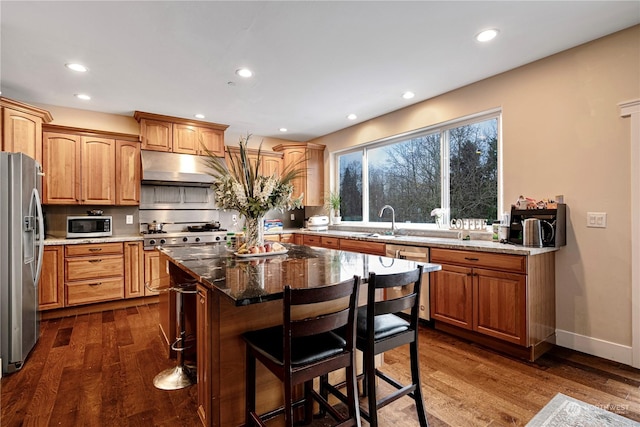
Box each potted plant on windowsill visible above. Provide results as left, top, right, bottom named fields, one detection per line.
left=326, top=191, right=342, bottom=225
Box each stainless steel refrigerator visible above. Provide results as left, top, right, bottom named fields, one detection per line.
left=0, top=152, right=45, bottom=375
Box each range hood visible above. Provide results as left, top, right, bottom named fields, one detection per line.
left=141, top=150, right=219, bottom=186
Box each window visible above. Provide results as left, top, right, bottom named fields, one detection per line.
left=336, top=113, right=499, bottom=226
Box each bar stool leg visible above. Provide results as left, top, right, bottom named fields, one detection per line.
left=153, top=285, right=195, bottom=390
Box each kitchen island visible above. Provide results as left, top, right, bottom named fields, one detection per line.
left=157, top=243, right=441, bottom=427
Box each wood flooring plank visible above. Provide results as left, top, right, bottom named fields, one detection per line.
left=3, top=304, right=640, bottom=427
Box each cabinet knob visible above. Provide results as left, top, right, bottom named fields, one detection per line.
left=464, top=257, right=480, bottom=261
left=89, top=282, right=103, bottom=286
left=89, top=248, right=102, bottom=252
left=89, top=259, right=102, bottom=263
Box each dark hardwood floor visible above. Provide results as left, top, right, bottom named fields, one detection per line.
left=1, top=303, right=639, bottom=426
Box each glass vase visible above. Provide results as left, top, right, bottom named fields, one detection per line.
left=244, top=215, right=264, bottom=248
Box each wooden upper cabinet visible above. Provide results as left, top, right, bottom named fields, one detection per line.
left=0, top=97, right=53, bottom=165
left=198, top=127, right=224, bottom=157
left=173, top=124, right=198, bottom=154
left=135, top=111, right=228, bottom=156
left=81, top=136, right=116, bottom=205
left=116, top=140, right=141, bottom=205
left=273, top=143, right=325, bottom=206
left=43, top=132, right=81, bottom=204
left=225, top=146, right=283, bottom=177
left=42, top=125, right=140, bottom=206
left=139, top=119, right=172, bottom=152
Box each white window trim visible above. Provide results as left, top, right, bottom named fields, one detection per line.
left=332, top=109, right=503, bottom=229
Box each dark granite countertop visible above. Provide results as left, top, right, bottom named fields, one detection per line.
left=159, top=243, right=441, bottom=306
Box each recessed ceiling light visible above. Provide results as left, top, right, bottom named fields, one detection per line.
left=236, top=68, right=253, bottom=78
left=195, top=114, right=205, bottom=119
left=74, top=93, right=91, bottom=100
left=279, top=128, right=288, bottom=132
left=402, top=91, right=415, bottom=99
left=347, top=113, right=357, bottom=120
left=475, top=28, right=499, bottom=42
left=65, top=63, right=88, bottom=72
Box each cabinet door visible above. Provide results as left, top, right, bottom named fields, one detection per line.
left=140, top=119, right=172, bottom=151
left=116, top=140, right=140, bottom=205
left=144, top=250, right=160, bottom=296
left=282, top=147, right=306, bottom=201
left=124, top=242, right=144, bottom=298
left=430, top=264, right=473, bottom=330
left=304, top=147, right=324, bottom=206
left=39, top=246, right=64, bottom=310
left=294, top=234, right=304, bottom=245
left=261, top=156, right=282, bottom=177
left=173, top=124, right=199, bottom=154
left=198, top=127, right=224, bottom=157
left=196, top=284, right=212, bottom=424
left=474, top=268, right=527, bottom=345
left=43, top=132, right=81, bottom=204
left=2, top=108, right=43, bottom=164
left=81, top=136, right=116, bottom=205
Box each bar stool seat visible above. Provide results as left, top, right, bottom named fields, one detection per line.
left=243, top=276, right=361, bottom=427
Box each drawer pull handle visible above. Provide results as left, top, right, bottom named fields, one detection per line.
left=464, top=257, right=479, bottom=261
left=89, top=259, right=102, bottom=263
left=89, top=248, right=102, bottom=252
left=89, top=282, right=103, bottom=286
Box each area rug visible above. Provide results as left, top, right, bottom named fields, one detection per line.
left=526, top=393, right=639, bottom=427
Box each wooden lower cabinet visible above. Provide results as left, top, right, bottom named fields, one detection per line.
left=64, top=243, right=124, bottom=306
left=430, top=248, right=554, bottom=361
left=39, top=245, right=64, bottom=310
left=294, top=234, right=304, bottom=245
left=196, top=283, right=212, bottom=425
left=143, top=249, right=160, bottom=296
left=124, top=241, right=144, bottom=298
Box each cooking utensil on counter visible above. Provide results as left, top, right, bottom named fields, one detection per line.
left=205, top=221, right=221, bottom=230
left=187, top=225, right=206, bottom=232
left=147, top=221, right=165, bottom=232
left=87, top=209, right=104, bottom=216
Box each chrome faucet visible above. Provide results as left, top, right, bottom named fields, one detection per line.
left=378, top=205, right=397, bottom=235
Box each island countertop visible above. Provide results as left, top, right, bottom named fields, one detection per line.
left=159, top=243, right=441, bottom=306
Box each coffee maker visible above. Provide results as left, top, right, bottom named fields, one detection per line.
left=508, top=204, right=566, bottom=247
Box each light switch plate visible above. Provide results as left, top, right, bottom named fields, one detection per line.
left=125, top=215, right=134, bottom=224
left=587, top=212, right=607, bottom=228
left=291, top=213, right=295, bottom=221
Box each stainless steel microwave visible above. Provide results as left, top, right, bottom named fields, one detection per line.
left=66, top=216, right=113, bottom=238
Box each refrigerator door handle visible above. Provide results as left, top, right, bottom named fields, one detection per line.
left=33, top=188, right=45, bottom=286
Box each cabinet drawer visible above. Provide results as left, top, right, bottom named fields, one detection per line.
left=321, top=236, right=340, bottom=249
left=339, top=239, right=386, bottom=256
left=303, top=235, right=322, bottom=246
left=430, top=248, right=526, bottom=273
left=65, top=255, right=124, bottom=281
left=65, top=242, right=124, bottom=257
left=66, top=277, right=124, bottom=306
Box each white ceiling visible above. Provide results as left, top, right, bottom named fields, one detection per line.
left=1, top=1, right=638, bottom=143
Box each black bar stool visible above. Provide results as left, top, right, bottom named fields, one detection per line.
left=243, top=276, right=361, bottom=427
left=145, top=279, right=198, bottom=390
left=358, top=265, right=428, bottom=426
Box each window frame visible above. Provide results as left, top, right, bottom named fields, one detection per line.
left=332, top=109, right=503, bottom=229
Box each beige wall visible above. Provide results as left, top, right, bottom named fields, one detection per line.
left=310, top=25, right=640, bottom=349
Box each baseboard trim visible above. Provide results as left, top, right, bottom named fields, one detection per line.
left=555, top=329, right=633, bottom=366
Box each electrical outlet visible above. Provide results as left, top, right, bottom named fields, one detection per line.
left=587, top=212, right=607, bottom=228
left=125, top=215, right=134, bottom=224
left=290, top=213, right=295, bottom=221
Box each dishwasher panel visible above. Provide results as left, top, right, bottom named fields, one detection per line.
left=385, top=244, right=430, bottom=321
